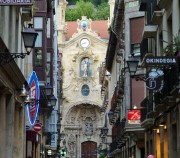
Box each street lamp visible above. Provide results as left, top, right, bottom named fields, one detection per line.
left=21, top=24, right=38, bottom=54
left=101, top=134, right=106, bottom=143
left=25, top=94, right=57, bottom=107
left=126, top=58, right=146, bottom=81
left=126, top=58, right=139, bottom=76
left=0, top=24, right=38, bottom=65
left=44, top=83, right=53, bottom=96
left=56, top=120, right=61, bottom=131
left=63, top=139, right=66, bottom=147
left=108, top=110, right=113, bottom=121
left=101, top=126, right=109, bottom=137
left=60, top=131, right=65, bottom=139
left=50, top=95, right=57, bottom=106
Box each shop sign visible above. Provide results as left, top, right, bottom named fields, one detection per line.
left=0, top=0, right=32, bottom=6
left=144, top=56, right=177, bottom=66
left=146, top=69, right=164, bottom=92
left=27, top=71, right=40, bottom=125
left=128, top=110, right=141, bottom=124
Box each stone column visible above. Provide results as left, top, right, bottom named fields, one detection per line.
left=162, top=10, right=168, bottom=48
left=0, top=94, right=6, bottom=158
left=6, top=94, right=15, bottom=158
left=172, top=0, right=180, bottom=36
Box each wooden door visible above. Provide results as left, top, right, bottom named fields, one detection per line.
left=81, top=141, right=97, bottom=158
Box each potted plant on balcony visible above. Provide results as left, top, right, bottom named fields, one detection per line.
left=163, top=30, right=180, bottom=56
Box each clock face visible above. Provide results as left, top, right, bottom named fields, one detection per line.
left=80, top=38, right=90, bottom=48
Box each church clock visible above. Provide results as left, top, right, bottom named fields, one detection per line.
left=80, top=38, right=90, bottom=48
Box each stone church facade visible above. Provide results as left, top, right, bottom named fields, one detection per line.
left=57, top=1, right=110, bottom=157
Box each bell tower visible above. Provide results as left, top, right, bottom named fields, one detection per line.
left=57, top=0, right=68, bottom=46
left=108, top=0, right=115, bottom=23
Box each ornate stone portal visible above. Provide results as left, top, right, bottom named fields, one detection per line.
left=59, top=14, right=109, bottom=158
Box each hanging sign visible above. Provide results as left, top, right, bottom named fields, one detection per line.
left=146, top=69, right=164, bottom=92
left=27, top=71, right=40, bottom=125
left=0, top=0, right=32, bottom=6
left=144, top=56, right=177, bottom=66
left=128, top=110, right=141, bottom=124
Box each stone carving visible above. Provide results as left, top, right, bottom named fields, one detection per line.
left=66, top=108, right=77, bottom=124
left=84, top=117, right=93, bottom=135
left=67, top=134, right=76, bottom=154
left=83, top=60, right=88, bottom=77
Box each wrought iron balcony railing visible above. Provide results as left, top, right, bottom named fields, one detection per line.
left=140, top=96, right=153, bottom=122
left=154, top=63, right=180, bottom=105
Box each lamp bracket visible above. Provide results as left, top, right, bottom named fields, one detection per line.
left=132, top=74, right=146, bottom=82
left=0, top=52, right=28, bottom=65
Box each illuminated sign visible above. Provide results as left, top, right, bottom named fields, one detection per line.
left=146, top=69, right=164, bottom=93
left=27, top=71, right=40, bottom=125
left=0, top=0, right=32, bottom=6
left=128, top=110, right=141, bottom=124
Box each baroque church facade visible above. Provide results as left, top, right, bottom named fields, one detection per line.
left=57, top=1, right=111, bottom=157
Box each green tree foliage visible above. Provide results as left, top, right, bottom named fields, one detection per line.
left=65, top=0, right=109, bottom=21
left=92, top=3, right=110, bottom=20
left=75, top=0, right=94, bottom=19
left=67, top=0, right=108, bottom=6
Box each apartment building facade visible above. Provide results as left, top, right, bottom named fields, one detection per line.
left=102, top=0, right=180, bottom=158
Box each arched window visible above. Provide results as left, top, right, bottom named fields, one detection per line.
left=80, top=57, right=92, bottom=77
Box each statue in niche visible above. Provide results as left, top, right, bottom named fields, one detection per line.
left=83, top=60, right=88, bottom=77
left=68, top=141, right=75, bottom=154
left=80, top=57, right=92, bottom=77
left=67, top=134, right=76, bottom=154
left=84, top=117, right=93, bottom=135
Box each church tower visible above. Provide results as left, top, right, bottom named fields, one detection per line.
left=108, top=0, right=115, bottom=23
left=57, top=0, right=68, bottom=46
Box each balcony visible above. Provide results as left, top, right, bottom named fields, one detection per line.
left=152, top=10, right=164, bottom=24
left=140, top=38, right=148, bottom=61
left=109, top=141, right=118, bottom=153
left=154, top=64, right=180, bottom=106
left=110, top=119, right=126, bottom=153
left=140, top=96, right=154, bottom=128
left=143, top=24, right=158, bottom=38
left=151, top=0, right=164, bottom=24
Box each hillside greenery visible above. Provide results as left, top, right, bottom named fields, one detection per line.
left=65, top=0, right=109, bottom=21
left=67, top=0, right=108, bottom=6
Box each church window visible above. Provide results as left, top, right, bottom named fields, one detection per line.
left=81, top=85, right=90, bottom=96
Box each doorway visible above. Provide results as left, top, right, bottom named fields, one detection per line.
left=81, top=141, right=97, bottom=158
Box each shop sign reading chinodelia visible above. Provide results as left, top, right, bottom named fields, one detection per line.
left=0, top=0, right=32, bottom=5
